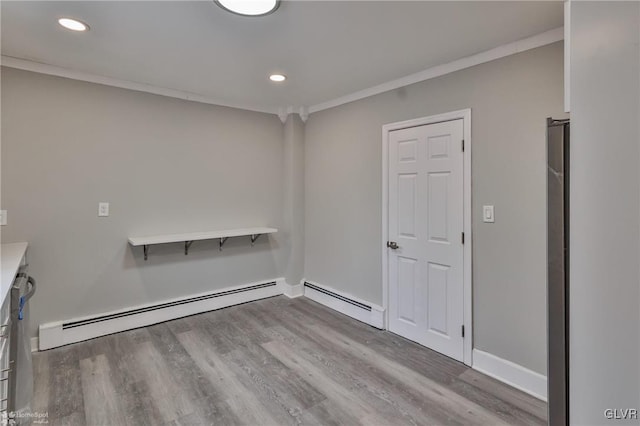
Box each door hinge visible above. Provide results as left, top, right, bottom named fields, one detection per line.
left=461, top=232, right=465, bottom=244
left=462, top=139, right=465, bottom=152
left=462, top=325, right=465, bottom=338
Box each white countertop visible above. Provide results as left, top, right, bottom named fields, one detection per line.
left=1, top=242, right=28, bottom=307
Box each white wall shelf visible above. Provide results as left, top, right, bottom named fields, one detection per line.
left=128, top=227, right=277, bottom=260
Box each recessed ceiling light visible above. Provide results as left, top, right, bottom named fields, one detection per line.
left=215, top=0, right=279, bottom=17
left=58, top=18, right=89, bottom=32
left=269, top=74, right=286, bottom=82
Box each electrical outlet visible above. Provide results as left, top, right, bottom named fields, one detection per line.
left=0, top=210, right=6, bottom=226
left=98, top=202, right=110, bottom=217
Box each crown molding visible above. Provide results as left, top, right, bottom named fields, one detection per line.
left=278, top=106, right=294, bottom=124
left=307, top=27, right=564, bottom=114
left=298, top=106, right=309, bottom=123
left=0, top=55, right=279, bottom=116
left=278, top=106, right=309, bottom=124
left=1, top=27, right=563, bottom=121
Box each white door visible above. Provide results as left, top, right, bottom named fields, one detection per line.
left=388, top=119, right=465, bottom=361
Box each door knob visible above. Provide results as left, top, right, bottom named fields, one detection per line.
left=387, top=241, right=399, bottom=250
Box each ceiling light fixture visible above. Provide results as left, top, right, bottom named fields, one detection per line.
left=215, top=0, right=279, bottom=17
left=269, top=74, right=286, bottom=82
left=58, top=17, right=89, bottom=32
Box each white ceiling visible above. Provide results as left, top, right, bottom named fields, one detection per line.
left=1, top=1, right=563, bottom=113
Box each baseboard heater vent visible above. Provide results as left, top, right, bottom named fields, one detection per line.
left=63, top=281, right=277, bottom=330
left=303, top=282, right=371, bottom=311
left=40, top=279, right=284, bottom=350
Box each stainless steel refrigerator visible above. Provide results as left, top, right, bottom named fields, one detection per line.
left=547, top=117, right=570, bottom=426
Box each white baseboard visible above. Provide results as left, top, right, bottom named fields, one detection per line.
left=281, top=280, right=304, bottom=298
left=31, top=337, right=39, bottom=353
left=302, top=279, right=385, bottom=329
left=472, top=349, right=547, bottom=401
left=39, top=278, right=285, bottom=350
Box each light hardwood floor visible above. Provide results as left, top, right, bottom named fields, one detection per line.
left=32, top=296, right=547, bottom=425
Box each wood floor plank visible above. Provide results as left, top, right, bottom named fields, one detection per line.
left=457, top=369, right=547, bottom=422
left=132, top=340, right=197, bottom=423
left=79, top=354, right=127, bottom=426
left=177, top=330, right=275, bottom=424
left=265, top=297, right=546, bottom=425
left=304, top=317, right=512, bottom=426
left=263, top=338, right=392, bottom=425
left=257, top=305, right=502, bottom=426
left=34, top=296, right=547, bottom=425
left=146, top=323, right=229, bottom=404
left=262, top=323, right=436, bottom=425
left=125, top=326, right=153, bottom=344
left=31, top=351, right=50, bottom=416
left=447, top=377, right=546, bottom=426
left=47, top=346, right=86, bottom=424
left=187, top=309, right=238, bottom=355
left=224, top=340, right=327, bottom=410
left=214, top=324, right=329, bottom=426
left=290, top=297, right=467, bottom=376
left=203, top=311, right=328, bottom=413
left=176, top=328, right=279, bottom=426
left=254, top=303, right=460, bottom=422
left=225, top=308, right=273, bottom=346
left=298, top=298, right=546, bottom=424
left=240, top=300, right=281, bottom=328
left=301, top=399, right=362, bottom=426
left=172, top=329, right=245, bottom=399
left=218, top=348, right=309, bottom=426
left=99, top=330, right=165, bottom=426
left=164, top=316, right=192, bottom=335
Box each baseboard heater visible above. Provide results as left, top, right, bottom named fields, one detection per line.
left=302, top=280, right=384, bottom=328
left=40, top=279, right=282, bottom=350
left=303, top=282, right=372, bottom=312
left=63, top=281, right=277, bottom=330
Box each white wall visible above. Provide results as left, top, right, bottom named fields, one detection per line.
left=3, top=43, right=566, bottom=380
left=1, top=67, right=287, bottom=338
left=282, top=114, right=305, bottom=286
left=569, top=2, right=640, bottom=424
left=304, top=43, right=565, bottom=375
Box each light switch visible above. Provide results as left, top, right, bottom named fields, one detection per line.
left=0, top=210, right=6, bottom=226
left=98, top=202, right=110, bottom=217
left=483, top=205, right=495, bottom=223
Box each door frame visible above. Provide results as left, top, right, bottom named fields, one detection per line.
left=381, top=108, right=472, bottom=366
